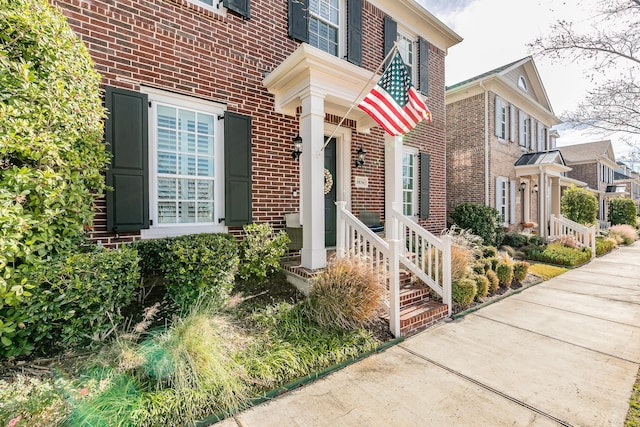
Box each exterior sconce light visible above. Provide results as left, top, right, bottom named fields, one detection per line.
left=519, top=182, right=526, bottom=192
left=355, top=145, right=367, bottom=168
left=291, top=135, right=302, bottom=160
left=533, top=183, right=539, bottom=193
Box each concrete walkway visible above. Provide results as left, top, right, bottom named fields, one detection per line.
left=219, top=243, right=640, bottom=427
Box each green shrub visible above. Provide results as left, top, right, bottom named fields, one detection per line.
left=0, top=0, right=109, bottom=333
left=486, top=257, right=499, bottom=271
left=473, top=274, right=489, bottom=300
left=472, top=261, right=486, bottom=275
left=450, top=203, right=504, bottom=247
left=495, top=262, right=514, bottom=289
left=485, top=270, right=499, bottom=293
left=525, top=243, right=591, bottom=266
left=2, top=246, right=140, bottom=358
left=306, top=256, right=384, bottom=329
left=0, top=375, right=68, bottom=426
left=238, top=223, right=290, bottom=282
left=596, top=236, right=617, bottom=255
left=608, top=198, right=637, bottom=226
left=482, top=246, right=498, bottom=259
left=501, top=232, right=529, bottom=248
left=452, top=278, right=477, bottom=308
left=512, top=261, right=530, bottom=283
left=161, top=234, right=239, bottom=313
left=561, top=185, right=598, bottom=225
left=527, top=234, right=544, bottom=246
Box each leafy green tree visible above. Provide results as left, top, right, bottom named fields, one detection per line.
left=561, top=185, right=598, bottom=225
left=608, top=197, right=638, bottom=226
left=0, top=0, right=108, bottom=350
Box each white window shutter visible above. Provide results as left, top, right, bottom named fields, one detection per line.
left=509, top=104, right=515, bottom=142
left=529, top=118, right=535, bottom=150
left=509, top=180, right=516, bottom=224
left=518, top=111, right=525, bottom=146
left=494, top=96, right=502, bottom=137
left=537, top=121, right=543, bottom=151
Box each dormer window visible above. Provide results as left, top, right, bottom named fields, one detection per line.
left=518, top=75, right=528, bottom=92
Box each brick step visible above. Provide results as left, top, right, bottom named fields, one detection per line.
left=399, top=286, right=431, bottom=307
left=399, top=300, right=448, bottom=336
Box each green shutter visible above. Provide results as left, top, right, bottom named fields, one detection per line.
left=224, top=112, right=253, bottom=226
left=347, top=0, right=362, bottom=66
left=223, top=0, right=250, bottom=18
left=419, top=37, right=429, bottom=96
left=288, top=0, right=309, bottom=42
left=105, top=87, right=149, bottom=232
left=383, top=15, right=397, bottom=66
left=419, top=153, right=430, bottom=219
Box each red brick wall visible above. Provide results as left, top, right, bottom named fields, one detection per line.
left=445, top=93, right=485, bottom=220
left=52, top=0, right=448, bottom=244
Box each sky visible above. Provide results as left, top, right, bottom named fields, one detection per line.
left=419, top=0, right=637, bottom=163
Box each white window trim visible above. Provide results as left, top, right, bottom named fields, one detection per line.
left=309, top=0, right=346, bottom=59
left=141, top=87, right=227, bottom=239
left=495, top=176, right=511, bottom=226
left=397, top=28, right=418, bottom=86
left=402, top=147, right=419, bottom=218
left=184, top=0, right=227, bottom=16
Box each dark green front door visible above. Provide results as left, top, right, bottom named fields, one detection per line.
left=324, top=138, right=337, bottom=247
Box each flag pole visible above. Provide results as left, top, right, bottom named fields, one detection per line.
left=319, top=42, right=399, bottom=153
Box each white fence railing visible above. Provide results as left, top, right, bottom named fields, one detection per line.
left=335, top=202, right=400, bottom=337
left=389, top=205, right=452, bottom=317
left=335, top=202, right=452, bottom=337
left=549, top=214, right=596, bottom=258
left=597, top=219, right=611, bottom=230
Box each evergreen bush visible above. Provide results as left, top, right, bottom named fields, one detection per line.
left=452, top=278, right=477, bottom=308
left=495, top=262, right=514, bottom=289
left=238, top=223, right=290, bottom=282
left=512, top=261, right=530, bottom=283
left=561, top=185, right=598, bottom=225
left=485, top=270, right=499, bottom=294
left=473, top=274, right=490, bottom=300
left=608, top=198, right=637, bottom=226
left=450, top=203, right=504, bottom=247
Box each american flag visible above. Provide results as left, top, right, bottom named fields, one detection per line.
left=358, top=52, right=432, bottom=136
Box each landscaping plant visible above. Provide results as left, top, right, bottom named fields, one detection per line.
left=0, top=0, right=109, bottom=355
left=238, top=223, right=290, bottom=282
left=473, top=274, right=490, bottom=300
left=561, top=185, right=598, bottom=225
left=451, top=278, right=477, bottom=308
left=495, top=262, right=514, bottom=289
left=449, top=203, right=504, bottom=247
left=485, top=270, right=500, bottom=294
left=512, top=261, right=530, bottom=284
left=525, top=242, right=591, bottom=266
left=608, top=198, right=638, bottom=227
left=609, top=224, right=639, bottom=245
left=306, top=256, right=384, bottom=329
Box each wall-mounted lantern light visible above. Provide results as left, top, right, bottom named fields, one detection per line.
left=355, top=145, right=366, bottom=168
left=533, top=183, right=539, bottom=193
left=519, top=182, right=526, bottom=192
left=291, top=136, right=302, bottom=160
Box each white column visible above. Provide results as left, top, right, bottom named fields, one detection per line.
left=384, top=134, right=403, bottom=240
left=300, top=91, right=327, bottom=269
left=538, top=170, right=546, bottom=239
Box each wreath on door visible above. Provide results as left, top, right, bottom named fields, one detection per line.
left=323, top=168, right=333, bottom=195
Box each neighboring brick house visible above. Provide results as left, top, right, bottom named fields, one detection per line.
left=559, top=140, right=626, bottom=222
left=52, top=0, right=461, bottom=269
left=445, top=56, right=585, bottom=239
left=615, top=162, right=640, bottom=214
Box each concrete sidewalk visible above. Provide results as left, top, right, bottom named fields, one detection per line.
left=219, top=243, right=640, bottom=426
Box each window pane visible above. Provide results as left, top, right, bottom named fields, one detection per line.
left=158, top=178, right=176, bottom=199
left=157, top=105, right=176, bottom=129
left=158, top=202, right=177, bottom=224
left=178, top=179, right=196, bottom=200
left=197, top=202, right=214, bottom=222
left=157, top=129, right=176, bottom=151
left=197, top=113, right=214, bottom=135
left=158, top=152, right=176, bottom=174
left=178, top=109, right=196, bottom=132
left=178, top=154, right=196, bottom=175
left=197, top=180, right=214, bottom=200
left=179, top=202, right=196, bottom=223
left=197, top=135, right=214, bottom=155
left=179, top=131, right=196, bottom=153
left=197, top=157, right=214, bottom=177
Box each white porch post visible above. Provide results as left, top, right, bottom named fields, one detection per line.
left=538, top=170, right=546, bottom=239
left=384, top=135, right=403, bottom=239
left=300, top=91, right=327, bottom=269
left=550, top=177, right=561, bottom=217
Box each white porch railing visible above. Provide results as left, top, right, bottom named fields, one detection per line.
left=597, top=219, right=611, bottom=230
left=549, top=214, right=596, bottom=258
left=335, top=202, right=452, bottom=338
left=390, top=206, right=452, bottom=318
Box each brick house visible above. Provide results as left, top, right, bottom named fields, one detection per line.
left=445, top=56, right=585, bottom=239
left=558, top=140, right=626, bottom=223
left=614, top=162, right=640, bottom=215
left=52, top=0, right=461, bottom=271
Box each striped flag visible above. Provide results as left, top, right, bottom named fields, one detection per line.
left=358, top=52, right=432, bottom=136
